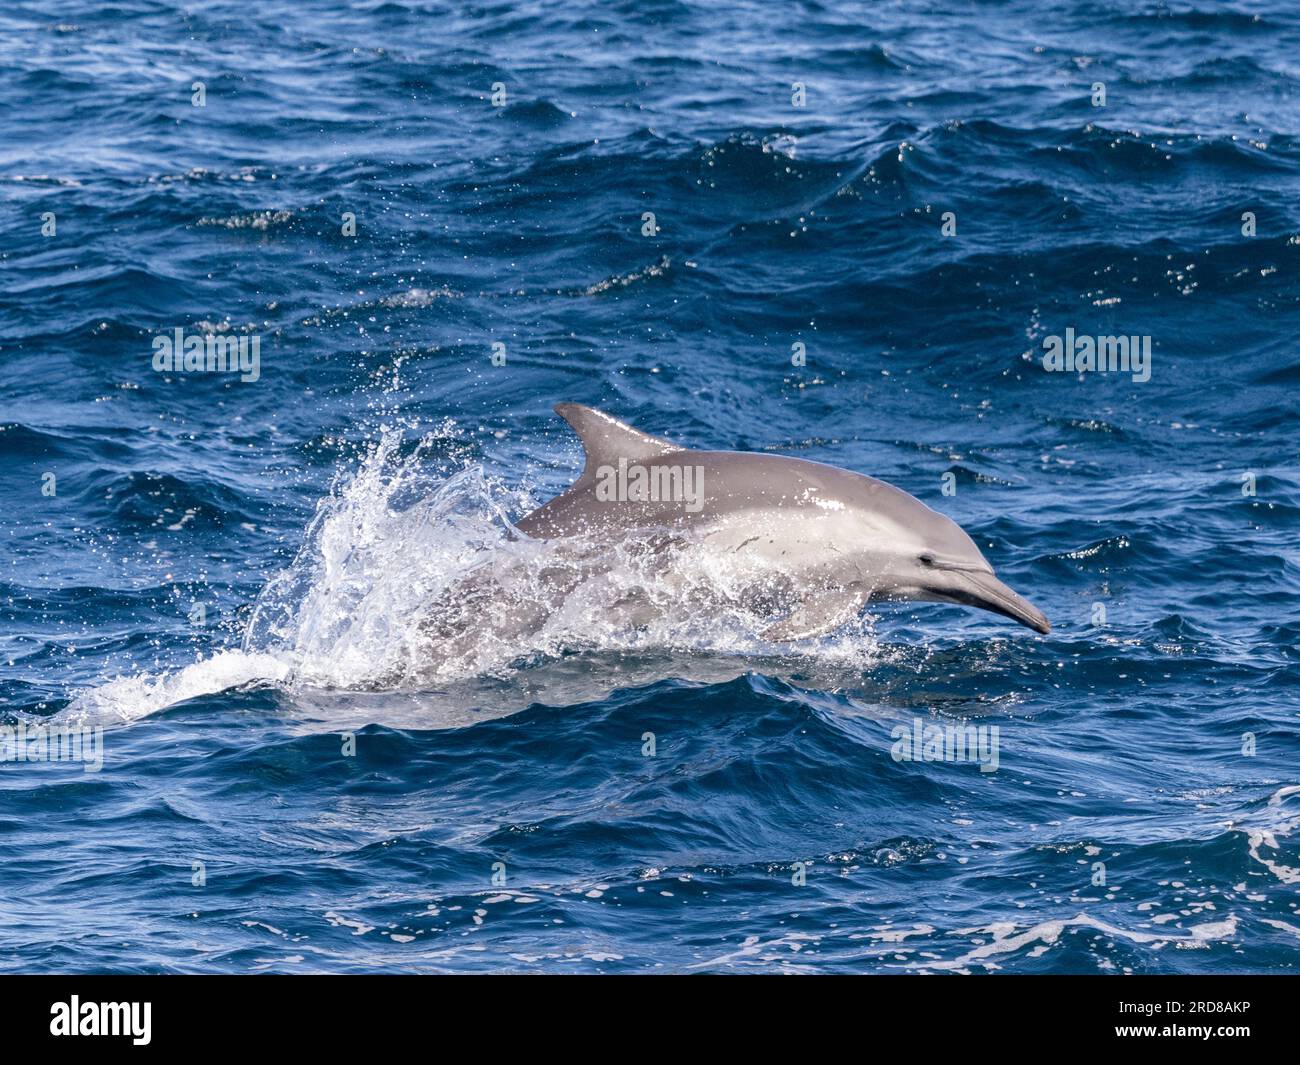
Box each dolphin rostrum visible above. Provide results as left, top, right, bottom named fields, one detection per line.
left=513, top=403, right=1050, bottom=638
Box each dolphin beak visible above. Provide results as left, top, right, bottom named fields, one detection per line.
left=950, top=570, right=1052, bottom=634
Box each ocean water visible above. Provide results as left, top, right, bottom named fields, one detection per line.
left=2, top=0, right=1299, bottom=974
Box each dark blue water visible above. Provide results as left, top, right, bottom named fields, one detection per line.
left=3, top=0, right=1299, bottom=973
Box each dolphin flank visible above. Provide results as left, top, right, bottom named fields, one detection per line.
left=514, top=404, right=1051, bottom=637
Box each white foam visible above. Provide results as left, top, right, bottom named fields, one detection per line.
left=911, top=912, right=1238, bottom=972
left=64, top=650, right=289, bottom=725
left=1240, top=784, right=1300, bottom=884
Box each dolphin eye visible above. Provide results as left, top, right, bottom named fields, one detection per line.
left=919, top=553, right=936, bottom=567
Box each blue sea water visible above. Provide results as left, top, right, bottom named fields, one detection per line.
left=2, top=0, right=1299, bottom=974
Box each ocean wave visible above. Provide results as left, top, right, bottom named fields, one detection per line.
left=7, top=0, right=1300, bottom=974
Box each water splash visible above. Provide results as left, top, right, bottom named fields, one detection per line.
left=242, top=426, right=526, bottom=688
left=243, top=424, right=881, bottom=687
left=67, top=425, right=882, bottom=723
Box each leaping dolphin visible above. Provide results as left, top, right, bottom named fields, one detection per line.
left=513, top=403, right=1050, bottom=638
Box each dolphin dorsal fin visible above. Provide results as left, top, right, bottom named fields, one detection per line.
left=555, top=404, right=679, bottom=471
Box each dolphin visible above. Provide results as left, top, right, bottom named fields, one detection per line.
left=512, top=403, right=1050, bottom=638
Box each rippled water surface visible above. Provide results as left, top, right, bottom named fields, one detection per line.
left=2, top=0, right=1299, bottom=972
